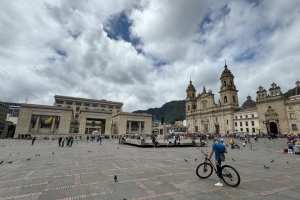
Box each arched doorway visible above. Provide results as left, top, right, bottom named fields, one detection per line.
left=269, top=122, right=278, bottom=137
left=215, top=125, right=220, bottom=135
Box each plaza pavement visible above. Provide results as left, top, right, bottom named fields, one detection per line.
left=0, top=137, right=299, bottom=200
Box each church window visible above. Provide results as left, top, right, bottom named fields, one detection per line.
left=224, top=96, right=228, bottom=103
left=223, top=81, right=226, bottom=86
left=246, top=115, right=248, bottom=118
left=216, top=117, right=218, bottom=122
left=235, top=122, right=237, bottom=127
left=232, top=96, right=236, bottom=103
left=252, top=114, right=254, bottom=117
left=289, top=106, right=293, bottom=110
left=252, top=128, right=255, bottom=133
left=292, top=124, right=297, bottom=130
left=251, top=121, right=255, bottom=126
left=240, top=128, right=243, bottom=131
left=245, top=121, right=248, bottom=126
left=230, top=81, right=233, bottom=85
left=258, top=94, right=261, bottom=99
left=227, top=120, right=228, bottom=124
left=188, top=105, right=190, bottom=111
left=240, top=122, right=242, bottom=126
left=290, top=113, right=295, bottom=119
left=246, top=128, right=249, bottom=132
left=192, top=93, right=194, bottom=97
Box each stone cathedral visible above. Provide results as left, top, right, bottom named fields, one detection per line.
left=185, top=64, right=239, bottom=135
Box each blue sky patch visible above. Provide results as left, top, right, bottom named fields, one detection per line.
left=234, top=49, right=256, bottom=62
left=104, top=11, right=132, bottom=42
left=104, top=11, right=142, bottom=53
left=54, top=48, right=67, bottom=57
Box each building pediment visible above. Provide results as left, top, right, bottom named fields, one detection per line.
left=197, top=92, right=214, bottom=99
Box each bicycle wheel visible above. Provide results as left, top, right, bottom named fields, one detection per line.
left=196, top=162, right=213, bottom=179
left=221, top=165, right=240, bottom=187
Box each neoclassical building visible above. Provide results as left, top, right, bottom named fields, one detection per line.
left=0, top=101, right=9, bottom=138
left=14, top=95, right=152, bottom=139
left=186, top=64, right=239, bottom=135
left=233, top=96, right=260, bottom=135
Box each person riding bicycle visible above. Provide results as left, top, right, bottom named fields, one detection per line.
left=208, top=138, right=228, bottom=187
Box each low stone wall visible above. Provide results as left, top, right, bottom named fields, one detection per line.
left=124, top=139, right=206, bottom=147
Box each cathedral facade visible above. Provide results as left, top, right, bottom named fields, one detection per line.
left=185, top=63, right=300, bottom=136
left=256, top=81, right=300, bottom=135
left=185, top=64, right=239, bottom=135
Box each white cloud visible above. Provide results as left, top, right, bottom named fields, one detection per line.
left=1, top=0, right=300, bottom=111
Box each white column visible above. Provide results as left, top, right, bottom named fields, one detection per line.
left=34, top=116, right=40, bottom=132
left=50, top=116, right=55, bottom=133
left=138, top=122, right=142, bottom=135
left=128, top=121, right=131, bottom=134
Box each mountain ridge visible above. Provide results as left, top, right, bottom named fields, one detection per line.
left=133, top=100, right=186, bottom=124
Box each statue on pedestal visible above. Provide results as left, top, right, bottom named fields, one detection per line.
left=161, top=115, right=164, bottom=125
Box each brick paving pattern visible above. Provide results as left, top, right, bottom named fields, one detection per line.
left=0, top=138, right=300, bottom=199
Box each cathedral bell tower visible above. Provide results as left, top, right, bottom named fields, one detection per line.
left=219, top=64, right=239, bottom=107
left=186, top=80, right=196, bottom=113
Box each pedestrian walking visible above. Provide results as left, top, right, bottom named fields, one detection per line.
left=70, top=136, right=74, bottom=147
left=99, top=136, right=102, bottom=145
left=58, top=137, right=62, bottom=147
left=61, top=137, right=65, bottom=147
left=32, top=137, right=36, bottom=145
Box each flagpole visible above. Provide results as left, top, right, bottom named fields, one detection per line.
left=49, top=115, right=53, bottom=138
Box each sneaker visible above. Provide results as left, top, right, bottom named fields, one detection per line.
left=214, top=182, right=223, bottom=187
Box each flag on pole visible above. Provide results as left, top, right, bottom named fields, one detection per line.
left=44, top=117, right=53, bottom=124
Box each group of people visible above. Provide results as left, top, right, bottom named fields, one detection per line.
left=165, top=135, right=181, bottom=147
left=58, top=136, right=74, bottom=147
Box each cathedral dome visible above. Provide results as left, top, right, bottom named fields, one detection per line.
left=289, top=81, right=300, bottom=97
left=220, top=64, right=234, bottom=79
left=242, top=96, right=256, bottom=108
left=186, top=81, right=196, bottom=92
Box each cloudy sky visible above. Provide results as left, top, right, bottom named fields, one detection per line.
left=1, top=0, right=300, bottom=111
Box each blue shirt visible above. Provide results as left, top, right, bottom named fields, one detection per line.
left=212, top=142, right=226, bottom=161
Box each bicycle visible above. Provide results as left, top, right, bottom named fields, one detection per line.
left=196, top=150, right=240, bottom=187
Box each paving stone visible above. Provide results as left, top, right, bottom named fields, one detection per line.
left=0, top=138, right=300, bottom=200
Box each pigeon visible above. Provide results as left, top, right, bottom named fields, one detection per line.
left=52, top=152, right=54, bottom=155
left=270, top=160, right=274, bottom=163
left=9, top=154, right=11, bottom=156
left=287, top=162, right=289, bottom=164
left=118, top=147, right=119, bottom=149
left=0, top=160, right=3, bottom=164
left=195, top=158, right=197, bottom=161
left=264, top=165, right=269, bottom=169
left=26, top=158, right=31, bottom=161
left=184, top=159, right=188, bottom=162
left=270, top=151, right=271, bottom=153
left=38, top=154, right=40, bottom=156
left=114, top=175, right=117, bottom=182
left=88, top=150, right=91, bottom=152
left=7, top=161, right=12, bottom=164
left=232, top=158, right=236, bottom=161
